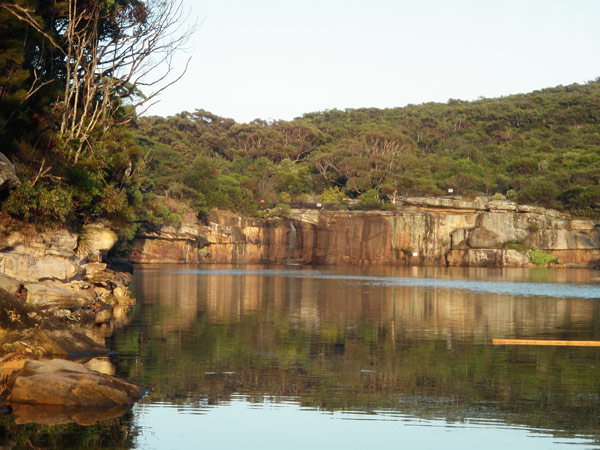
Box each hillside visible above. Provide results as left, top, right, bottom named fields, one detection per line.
left=134, top=81, right=600, bottom=219
left=3, top=80, right=600, bottom=240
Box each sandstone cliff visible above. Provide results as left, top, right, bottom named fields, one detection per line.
left=129, top=198, right=600, bottom=268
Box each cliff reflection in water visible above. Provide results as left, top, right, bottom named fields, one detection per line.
left=130, top=265, right=600, bottom=342
left=113, top=265, right=600, bottom=442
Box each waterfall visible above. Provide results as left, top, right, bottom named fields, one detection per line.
left=287, top=222, right=298, bottom=265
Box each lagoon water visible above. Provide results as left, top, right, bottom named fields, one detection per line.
left=2, top=265, right=600, bottom=449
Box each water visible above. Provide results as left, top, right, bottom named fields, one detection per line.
left=2, top=265, right=600, bottom=449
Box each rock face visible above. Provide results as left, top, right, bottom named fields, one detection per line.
left=0, top=152, right=20, bottom=193
left=7, top=359, right=145, bottom=407
left=128, top=221, right=206, bottom=263
left=129, top=198, right=600, bottom=268
left=0, top=223, right=134, bottom=319
left=467, top=228, right=504, bottom=249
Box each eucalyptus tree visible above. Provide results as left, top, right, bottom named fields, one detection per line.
left=1, top=0, right=194, bottom=168
left=0, top=0, right=194, bottom=225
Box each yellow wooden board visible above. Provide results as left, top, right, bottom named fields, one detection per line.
left=493, top=339, right=600, bottom=347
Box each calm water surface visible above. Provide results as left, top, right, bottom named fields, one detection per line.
left=2, top=265, right=600, bottom=449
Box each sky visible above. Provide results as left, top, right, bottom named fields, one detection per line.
left=146, top=0, right=600, bottom=123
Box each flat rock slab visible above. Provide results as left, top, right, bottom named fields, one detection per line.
left=7, top=359, right=145, bottom=408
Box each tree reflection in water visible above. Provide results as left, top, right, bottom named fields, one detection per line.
left=113, top=265, right=600, bottom=443
left=2, top=265, right=599, bottom=447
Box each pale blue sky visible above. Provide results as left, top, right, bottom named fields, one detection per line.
left=147, top=0, right=600, bottom=123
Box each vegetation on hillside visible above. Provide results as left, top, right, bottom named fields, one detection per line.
left=135, top=81, right=600, bottom=219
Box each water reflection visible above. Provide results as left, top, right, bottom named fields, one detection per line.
left=130, top=265, right=600, bottom=343
left=10, top=403, right=132, bottom=426
left=5, top=265, right=598, bottom=448
left=105, top=265, right=600, bottom=448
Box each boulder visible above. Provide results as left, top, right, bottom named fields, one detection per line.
left=7, top=359, right=145, bottom=408
left=82, top=262, right=108, bottom=278
left=28, top=229, right=79, bottom=256
left=0, top=273, right=20, bottom=294
left=476, top=212, right=528, bottom=243
left=450, top=228, right=468, bottom=249
left=467, top=228, right=504, bottom=249
left=503, top=249, right=532, bottom=266
left=25, top=282, right=95, bottom=310
left=0, top=152, right=20, bottom=192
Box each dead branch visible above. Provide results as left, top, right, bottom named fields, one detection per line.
left=4, top=0, right=196, bottom=163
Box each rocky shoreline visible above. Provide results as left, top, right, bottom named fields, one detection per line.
left=0, top=218, right=141, bottom=418
left=0, top=221, right=134, bottom=316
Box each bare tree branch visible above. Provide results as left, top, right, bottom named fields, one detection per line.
left=4, top=0, right=196, bottom=163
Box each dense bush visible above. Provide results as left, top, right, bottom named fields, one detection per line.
left=132, top=80, right=600, bottom=219
left=356, top=189, right=381, bottom=210
left=5, top=72, right=600, bottom=233
left=5, top=182, right=73, bottom=223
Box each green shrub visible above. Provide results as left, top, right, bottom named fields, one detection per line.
left=266, top=203, right=291, bottom=219
left=66, top=166, right=101, bottom=209
left=117, top=222, right=140, bottom=242
left=506, top=189, right=518, bottom=201
left=528, top=248, right=559, bottom=266
left=95, top=184, right=127, bottom=216
left=278, top=192, right=291, bottom=204
left=527, top=223, right=540, bottom=233
left=321, top=186, right=347, bottom=204
left=356, top=189, right=381, bottom=210
left=492, top=193, right=506, bottom=201
left=4, top=182, right=73, bottom=223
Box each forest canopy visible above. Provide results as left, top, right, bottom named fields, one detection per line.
left=134, top=81, right=600, bottom=219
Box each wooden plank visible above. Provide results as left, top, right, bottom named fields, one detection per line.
left=493, top=339, right=600, bottom=347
